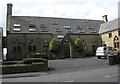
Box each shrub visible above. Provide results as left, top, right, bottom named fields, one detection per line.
left=49, top=38, right=59, bottom=53
left=2, top=62, right=48, bottom=74
left=22, top=58, right=47, bottom=64
left=75, top=38, right=84, bottom=52
left=2, top=61, right=23, bottom=65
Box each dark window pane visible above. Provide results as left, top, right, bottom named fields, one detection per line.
left=13, top=45, right=17, bottom=52
left=117, top=42, right=119, bottom=48
left=18, top=46, right=21, bottom=52
left=118, top=31, right=120, bottom=36
left=29, top=24, right=36, bottom=27
left=33, top=46, right=36, bottom=52
left=109, top=33, right=112, bottom=38
left=28, top=46, right=32, bottom=52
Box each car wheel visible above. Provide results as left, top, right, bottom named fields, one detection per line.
left=97, top=56, right=101, bottom=59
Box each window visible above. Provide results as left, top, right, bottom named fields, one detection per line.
left=64, top=25, right=71, bottom=29
left=118, top=30, right=120, bottom=36
left=66, top=29, right=73, bottom=33
left=13, top=23, right=21, bottom=32
left=58, top=35, right=64, bottom=39
left=109, top=32, right=112, bottom=38
left=75, top=26, right=82, bottom=29
left=29, top=24, right=36, bottom=28
left=82, top=20, right=88, bottom=23
left=40, top=24, right=47, bottom=32
left=29, top=24, right=36, bottom=32
left=91, top=30, right=97, bottom=33
left=13, top=28, right=21, bottom=32
left=40, top=28, right=48, bottom=32
left=40, top=24, right=47, bottom=28
left=43, top=39, right=49, bottom=52
left=55, top=29, right=62, bottom=32
left=87, top=26, right=94, bottom=29
left=28, top=40, right=36, bottom=52
left=29, top=28, right=36, bottom=32
left=114, top=36, right=119, bottom=48
left=14, top=24, right=21, bottom=27
left=13, top=40, right=21, bottom=52
left=51, top=21, right=59, bottom=25
left=78, top=29, right=85, bottom=33
left=83, top=40, right=87, bottom=50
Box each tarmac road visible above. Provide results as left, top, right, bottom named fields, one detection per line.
left=2, top=57, right=119, bottom=82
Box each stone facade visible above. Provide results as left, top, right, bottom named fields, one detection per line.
left=6, top=33, right=53, bottom=60
left=99, top=18, right=120, bottom=51
left=4, top=3, right=105, bottom=61
left=0, top=27, right=2, bottom=61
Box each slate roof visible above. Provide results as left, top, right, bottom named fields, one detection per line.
left=99, top=18, right=120, bottom=34
left=9, top=16, right=104, bottom=34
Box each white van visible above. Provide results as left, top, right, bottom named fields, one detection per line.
left=96, top=46, right=118, bottom=59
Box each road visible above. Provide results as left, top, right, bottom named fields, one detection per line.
left=2, top=57, right=119, bottom=82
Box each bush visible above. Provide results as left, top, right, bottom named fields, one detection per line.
left=2, top=62, right=48, bottom=74
left=49, top=38, right=59, bottom=53
left=2, top=61, right=23, bottom=65
left=75, top=38, right=84, bottom=52
left=22, top=58, right=47, bottom=64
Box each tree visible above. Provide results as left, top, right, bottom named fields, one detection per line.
left=75, top=38, right=84, bottom=53
left=49, top=38, right=59, bottom=53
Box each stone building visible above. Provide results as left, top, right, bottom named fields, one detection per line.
left=5, top=4, right=105, bottom=61
left=0, top=27, right=2, bottom=61
left=99, top=18, right=120, bottom=51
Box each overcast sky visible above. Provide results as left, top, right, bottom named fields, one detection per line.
left=0, top=0, right=119, bottom=35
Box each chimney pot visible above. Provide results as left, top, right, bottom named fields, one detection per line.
left=102, top=15, right=108, bottom=22
left=7, top=3, right=13, bottom=16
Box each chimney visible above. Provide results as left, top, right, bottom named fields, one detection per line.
left=7, top=3, right=13, bottom=16
left=102, top=15, right=108, bottom=22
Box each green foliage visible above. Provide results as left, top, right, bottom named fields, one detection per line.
left=49, top=38, right=59, bottom=53
left=2, top=62, right=48, bottom=74
left=2, top=61, right=23, bottom=65
left=75, top=38, right=84, bottom=52
left=22, top=58, right=47, bottom=64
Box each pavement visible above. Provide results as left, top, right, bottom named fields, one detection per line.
left=2, top=72, right=48, bottom=79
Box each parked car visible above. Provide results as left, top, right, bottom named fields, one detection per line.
left=96, top=46, right=118, bottom=59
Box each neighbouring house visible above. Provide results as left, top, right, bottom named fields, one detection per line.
left=0, top=27, right=2, bottom=61
left=99, top=18, right=120, bottom=51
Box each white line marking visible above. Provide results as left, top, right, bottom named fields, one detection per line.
left=63, top=80, right=74, bottom=82
left=105, top=76, right=111, bottom=78
left=104, top=74, right=120, bottom=78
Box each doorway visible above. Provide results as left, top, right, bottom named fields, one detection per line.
left=63, top=41, right=70, bottom=58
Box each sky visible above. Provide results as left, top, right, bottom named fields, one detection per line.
left=0, top=0, right=119, bottom=36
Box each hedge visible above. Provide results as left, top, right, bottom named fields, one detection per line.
left=2, top=62, right=48, bottom=74
left=22, top=58, right=47, bottom=64
left=2, top=61, right=23, bottom=65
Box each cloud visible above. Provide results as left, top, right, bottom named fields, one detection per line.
left=0, top=0, right=119, bottom=36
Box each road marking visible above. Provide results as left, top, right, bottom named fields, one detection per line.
left=63, top=80, right=74, bottom=82
left=104, top=74, right=120, bottom=78
left=105, top=76, right=111, bottom=78
left=40, top=73, right=47, bottom=75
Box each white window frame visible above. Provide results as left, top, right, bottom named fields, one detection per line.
left=13, top=28, right=21, bottom=32
left=29, top=28, right=36, bottom=32
left=14, top=24, right=21, bottom=27
left=64, top=25, right=71, bottom=29
left=58, top=35, right=64, bottom=39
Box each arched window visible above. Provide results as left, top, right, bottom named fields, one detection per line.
left=28, top=40, right=36, bottom=52
left=44, top=39, right=49, bottom=44
left=114, top=36, right=119, bottom=48
left=13, top=40, right=22, bottom=52
left=43, top=39, right=49, bottom=52
left=83, top=40, right=87, bottom=50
